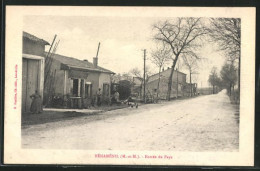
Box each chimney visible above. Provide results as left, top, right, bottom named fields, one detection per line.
left=93, top=57, right=98, bottom=68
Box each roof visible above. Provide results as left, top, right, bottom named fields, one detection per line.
left=23, top=31, right=50, bottom=45
left=46, top=52, right=114, bottom=74
left=149, top=67, right=186, bottom=78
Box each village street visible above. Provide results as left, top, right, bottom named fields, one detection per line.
left=22, top=90, right=239, bottom=151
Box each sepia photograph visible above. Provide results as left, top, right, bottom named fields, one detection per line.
left=4, top=6, right=255, bottom=166
left=21, top=16, right=240, bottom=151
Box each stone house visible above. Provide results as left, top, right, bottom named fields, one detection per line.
left=145, top=67, right=188, bottom=99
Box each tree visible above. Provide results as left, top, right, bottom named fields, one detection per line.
left=208, top=67, right=221, bottom=94
left=220, top=62, right=238, bottom=96
left=121, top=72, right=133, bottom=82
left=111, top=73, right=122, bottom=83
left=153, top=18, right=208, bottom=100
left=130, top=67, right=152, bottom=98
left=208, top=18, right=241, bottom=97
left=183, top=55, right=199, bottom=96
left=150, top=44, right=170, bottom=98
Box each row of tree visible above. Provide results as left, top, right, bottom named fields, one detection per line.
left=208, top=62, right=238, bottom=97
left=113, top=17, right=241, bottom=102
left=151, top=17, right=240, bottom=101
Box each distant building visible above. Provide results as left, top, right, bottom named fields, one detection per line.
left=132, top=77, right=143, bottom=96
left=44, top=53, right=114, bottom=108
left=145, top=67, right=187, bottom=99
left=22, top=31, right=50, bottom=113
left=197, top=87, right=215, bottom=95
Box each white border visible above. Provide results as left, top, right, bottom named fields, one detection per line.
left=4, top=6, right=255, bottom=166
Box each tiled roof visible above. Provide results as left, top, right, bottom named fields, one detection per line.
left=47, top=52, right=114, bottom=74
left=23, top=31, right=50, bottom=45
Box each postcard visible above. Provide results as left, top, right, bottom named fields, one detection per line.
left=4, top=6, right=255, bottom=166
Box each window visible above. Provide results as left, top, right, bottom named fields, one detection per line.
left=85, top=82, right=92, bottom=98
left=72, top=79, right=79, bottom=96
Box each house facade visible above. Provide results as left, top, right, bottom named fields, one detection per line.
left=44, top=53, right=114, bottom=108
left=145, top=67, right=188, bottom=99
left=22, top=32, right=50, bottom=113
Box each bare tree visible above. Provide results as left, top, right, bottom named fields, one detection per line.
left=153, top=18, right=207, bottom=100
left=182, top=55, right=199, bottom=96
left=208, top=18, right=241, bottom=97
left=130, top=67, right=152, bottom=82
left=121, top=72, right=133, bottom=82
left=150, top=44, right=170, bottom=98
left=130, top=67, right=152, bottom=97
left=111, top=73, right=122, bottom=83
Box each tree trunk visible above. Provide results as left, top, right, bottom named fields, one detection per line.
left=140, top=83, right=143, bottom=98
left=190, top=71, right=192, bottom=97
left=176, top=69, right=178, bottom=98
left=213, top=85, right=214, bottom=94
left=167, top=66, right=174, bottom=101
left=229, top=83, right=232, bottom=96
left=167, top=56, right=179, bottom=101
left=157, top=67, right=161, bottom=99
left=238, top=51, right=240, bottom=102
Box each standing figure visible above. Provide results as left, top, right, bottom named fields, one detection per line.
left=30, top=90, right=43, bottom=114
left=153, top=89, right=158, bottom=103
left=97, top=88, right=102, bottom=106
left=114, top=90, right=120, bottom=102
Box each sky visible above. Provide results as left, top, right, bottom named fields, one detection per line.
left=23, top=16, right=226, bottom=88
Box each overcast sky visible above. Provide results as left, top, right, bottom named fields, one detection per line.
left=24, top=16, right=226, bottom=88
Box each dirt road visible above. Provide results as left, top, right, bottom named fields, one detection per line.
left=22, top=90, right=239, bottom=151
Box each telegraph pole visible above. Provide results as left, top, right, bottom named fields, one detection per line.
left=143, top=49, right=146, bottom=103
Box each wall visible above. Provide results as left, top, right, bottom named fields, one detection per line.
left=23, top=39, right=45, bottom=56
left=146, top=77, right=182, bottom=99
left=149, top=68, right=186, bottom=84
left=99, top=73, right=111, bottom=90
left=133, top=77, right=142, bottom=86
left=197, top=87, right=213, bottom=95
left=146, top=70, right=187, bottom=99
left=86, top=72, right=100, bottom=95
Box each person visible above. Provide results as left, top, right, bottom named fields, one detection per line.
left=153, top=89, right=158, bottom=103
left=114, top=90, right=120, bottom=102
left=126, top=95, right=138, bottom=108
left=97, top=88, right=102, bottom=106
left=30, top=90, right=43, bottom=114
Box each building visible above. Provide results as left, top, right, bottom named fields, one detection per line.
left=22, top=32, right=50, bottom=113
left=145, top=67, right=187, bottom=99
left=132, top=77, right=143, bottom=96
left=44, top=53, right=114, bottom=108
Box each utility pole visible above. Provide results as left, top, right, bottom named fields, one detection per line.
left=143, top=49, right=146, bottom=103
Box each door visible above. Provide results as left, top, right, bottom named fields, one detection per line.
left=22, top=58, right=40, bottom=113
left=103, top=83, right=110, bottom=97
